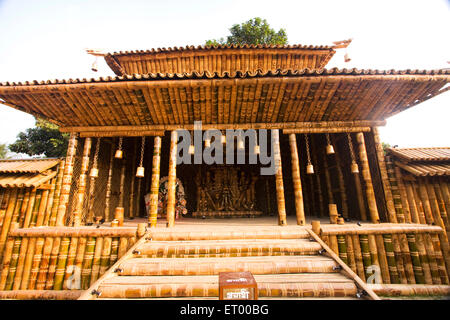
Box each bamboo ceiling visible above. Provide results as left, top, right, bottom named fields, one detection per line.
left=105, top=43, right=340, bottom=76
left=0, top=68, right=448, bottom=132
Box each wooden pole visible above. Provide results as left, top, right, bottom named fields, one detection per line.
left=356, top=132, right=380, bottom=224
left=73, top=137, right=92, bottom=226
left=56, top=133, right=78, bottom=226
left=149, top=136, right=162, bottom=227
left=273, top=129, right=287, bottom=226
left=288, top=133, right=305, bottom=225
left=372, top=127, right=397, bottom=223
left=166, top=131, right=178, bottom=228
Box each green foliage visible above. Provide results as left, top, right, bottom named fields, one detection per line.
left=206, top=17, right=288, bottom=46
left=9, top=119, right=69, bottom=158
left=0, top=143, right=8, bottom=159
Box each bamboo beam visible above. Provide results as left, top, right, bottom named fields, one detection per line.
left=273, top=129, right=287, bottom=226
left=288, top=134, right=305, bottom=225
left=61, top=120, right=386, bottom=133
left=56, top=133, right=78, bottom=226
left=166, top=131, right=178, bottom=228
left=356, top=132, right=380, bottom=224
left=149, top=136, right=162, bottom=227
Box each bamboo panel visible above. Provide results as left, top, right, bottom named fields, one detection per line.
left=351, top=234, right=366, bottom=281
left=288, top=133, right=305, bottom=225
left=382, top=234, right=400, bottom=284
left=166, top=131, right=177, bottom=228
left=374, top=234, right=390, bottom=284
left=4, top=235, right=21, bottom=290
left=149, top=136, right=162, bottom=227
left=35, top=236, right=54, bottom=289
left=80, top=237, right=96, bottom=289
left=53, top=237, right=71, bottom=290
left=407, top=233, right=426, bottom=284
left=390, top=234, right=407, bottom=284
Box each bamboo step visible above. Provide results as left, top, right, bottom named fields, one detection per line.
left=148, top=228, right=310, bottom=241
left=136, top=239, right=322, bottom=258
left=97, top=273, right=357, bottom=298
left=119, top=256, right=339, bottom=276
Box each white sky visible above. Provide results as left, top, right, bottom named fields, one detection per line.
left=0, top=0, right=449, bottom=151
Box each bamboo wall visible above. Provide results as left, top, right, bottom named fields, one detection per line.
left=0, top=162, right=64, bottom=263
left=0, top=227, right=138, bottom=291
left=319, top=224, right=450, bottom=285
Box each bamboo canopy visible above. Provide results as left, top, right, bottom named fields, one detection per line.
left=0, top=69, right=448, bottom=133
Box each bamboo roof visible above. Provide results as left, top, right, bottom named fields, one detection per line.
left=0, top=68, right=448, bottom=132
left=104, top=43, right=343, bottom=76
left=388, top=147, right=450, bottom=162
left=388, top=147, right=450, bottom=176
left=0, top=159, right=61, bottom=188
left=0, top=158, right=61, bottom=173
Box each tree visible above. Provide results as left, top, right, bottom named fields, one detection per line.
left=0, top=143, right=8, bottom=159
left=206, top=17, right=288, bottom=46
left=9, top=118, right=69, bottom=158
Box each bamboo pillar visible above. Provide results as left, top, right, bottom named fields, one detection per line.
left=356, top=132, right=380, bottom=224
left=166, top=131, right=178, bottom=228
left=372, top=127, right=397, bottom=223
left=73, top=137, right=92, bottom=226
left=273, top=130, right=287, bottom=226
left=56, top=133, right=78, bottom=226
left=128, top=140, right=137, bottom=219
left=149, top=136, right=162, bottom=227
left=288, top=134, right=305, bottom=225
left=104, top=141, right=115, bottom=222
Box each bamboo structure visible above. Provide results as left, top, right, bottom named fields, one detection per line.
left=271, top=130, right=287, bottom=226
left=288, top=134, right=305, bottom=225
left=356, top=133, right=380, bottom=224
left=166, top=131, right=178, bottom=228
left=149, top=136, right=162, bottom=227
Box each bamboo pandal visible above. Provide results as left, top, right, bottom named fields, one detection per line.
left=372, top=127, right=397, bottom=223
left=356, top=132, right=380, bottom=224
left=56, top=133, right=78, bottom=226
left=367, top=284, right=450, bottom=296
left=288, top=133, right=305, bottom=225
left=166, top=131, right=178, bottom=228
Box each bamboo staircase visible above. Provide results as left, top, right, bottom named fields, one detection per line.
left=79, top=227, right=379, bottom=300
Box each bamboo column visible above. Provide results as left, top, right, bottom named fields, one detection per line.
left=56, top=133, right=78, bottom=226
left=128, top=140, right=137, bottom=219
left=288, top=133, right=305, bottom=225
left=356, top=132, right=380, bottom=224
left=73, top=137, right=92, bottom=226
left=149, top=136, right=162, bottom=227
left=104, top=141, right=115, bottom=222
left=166, top=131, right=178, bottom=228
left=372, top=127, right=397, bottom=223
left=273, top=130, right=287, bottom=226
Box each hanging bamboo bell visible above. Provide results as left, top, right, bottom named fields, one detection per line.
left=136, top=136, right=145, bottom=177
left=90, top=168, right=99, bottom=178
left=115, top=137, right=123, bottom=159
left=351, top=161, right=359, bottom=173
